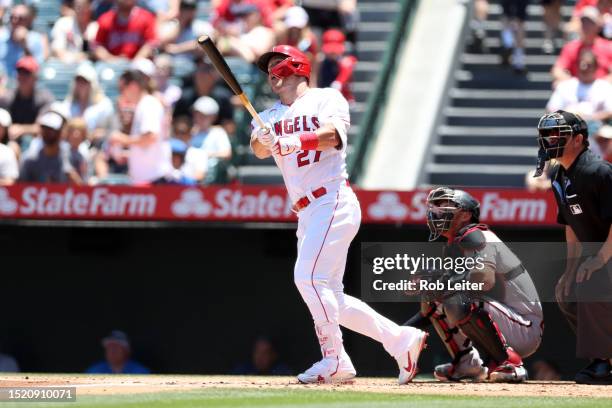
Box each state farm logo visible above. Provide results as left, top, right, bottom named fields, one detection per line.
left=368, top=192, right=408, bottom=221
left=0, top=187, right=18, bottom=215
left=171, top=189, right=212, bottom=217
left=480, top=192, right=547, bottom=222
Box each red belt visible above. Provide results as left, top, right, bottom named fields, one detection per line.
left=292, top=187, right=327, bottom=213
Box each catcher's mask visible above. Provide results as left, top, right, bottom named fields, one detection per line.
left=534, top=110, right=588, bottom=177
left=426, top=187, right=480, bottom=241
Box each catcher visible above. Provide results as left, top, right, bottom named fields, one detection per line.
left=404, top=187, right=543, bottom=382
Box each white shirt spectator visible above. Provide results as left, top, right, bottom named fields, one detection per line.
left=129, top=94, right=172, bottom=183
left=546, top=78, right=612, bottom=117
left=192, top=126, right=231, bottom=158
left=160, top=19, right=213, bottom=60
left=183, top=146, right=208, bottom=180
left=64, top=97, right=114, bottom=133
left=0, top=142, right=18, bottom=183
left=51, top=16, right=98, bottom=62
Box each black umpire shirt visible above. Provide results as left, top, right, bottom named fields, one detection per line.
left=551, top=149, right=612, bottom=242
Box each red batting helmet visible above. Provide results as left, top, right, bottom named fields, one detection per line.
left=256, top=45, right=311, bottom=80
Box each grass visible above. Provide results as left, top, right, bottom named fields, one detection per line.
left=1, top=388, right=610, bottom=408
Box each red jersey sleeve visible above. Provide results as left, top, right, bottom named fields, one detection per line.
left=555, top=41, right=579, bottom=76
left=142, top=10, right=158, bottom=44
left=94, top=11, right=113, bottom=48
left=335, top=56, right=357, bottom=85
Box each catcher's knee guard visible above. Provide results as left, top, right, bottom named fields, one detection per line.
left=455, top=302, right=509, bottom=364
left=423, top=301, right=471, bottom=360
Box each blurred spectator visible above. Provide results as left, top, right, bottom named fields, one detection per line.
left=0, top=56, right=54, bottom=145
left=91, top=0, right=113, bottom=19
left=138, top=0, right=180, bottom=21
left=213, top=0, right=273, bottom=33
left=0, top=0, right=11, bottom=23
left=0, top=107, right=19, bottom=160
left=0, top=108, right=18, bottom=185
left=65, top=118, right=89, bottom=181
left=93, top=0, right=157, bottom=62
left=301, top=0, right=359, bottom=50
left=531, top=359, right=562, bottom=381
left=278, top=6, right=319, bottom=84
left=86, top=330, right=150, bottom=374
left=567, top=0, right=612, bottom=41
left=93, top=97, right=133, bottom=181
left=270, top=0, right=294, bottom=24
left=232, top=337, right=291, bottom=376
left=500, top=0, right=527, bottom=73
left=542, top=0, right=564, bottom=54
left=170, top=116, right=207, bottom=183
left=318, top=29, right=356, bottom=104
left=168, top=138, right=205, bottom=184
left=173, top=59, right=235, bottom=135
left=0, top=4, right=48, bottom=78
left=51, top=0, right=98, bottom=63
left=468, top=0, right=489, bottom=53
left=130, top=57, right=156, bottom=91
left=552, top=7, right=612, bottom=86
left=0, top=343, right=19, bottom=372
left=216, top=4, right=274, bottom=63
left=594, top=124, right=612, bottom=161
left=19, top=111, right=82, bottom=184
left=153, top=54, right=182, bottom=109
left=191, top=96, right=231, bottom=164
left=546, top=50, right=612, bottom=123
left=159, top=0, right=213, bottom=61
left=109, top=70, right=171, bottom=184
left=62, top=62, right=115, bottom=148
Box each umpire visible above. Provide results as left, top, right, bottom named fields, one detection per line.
left=536, top=110, right=612, bottom=384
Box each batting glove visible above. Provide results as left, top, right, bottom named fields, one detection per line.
left=256, top=126, right=276, bottom=147
left=272, top=135, right=301, bottom=156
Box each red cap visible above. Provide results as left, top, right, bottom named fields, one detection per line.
left=16, top=56, right=39, bottom=74
left=322, top=29, right=346, bottom=55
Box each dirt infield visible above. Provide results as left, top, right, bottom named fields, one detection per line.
left=1, top=374, right=612, bottom=398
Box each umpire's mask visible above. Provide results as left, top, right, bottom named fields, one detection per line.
left=534, top=110, right=588, bottom=176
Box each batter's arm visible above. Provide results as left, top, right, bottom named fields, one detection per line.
left=313, top=123, right=342, bottom=151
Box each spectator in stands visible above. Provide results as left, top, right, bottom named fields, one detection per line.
left=542, top=0, right=564, bottom=54
left=468, top=0, right=489, bottom=53
left=552, top=7, right=612, bottom=86
left=318, top=29, right=356, bottom=104
left=170, top=116, right=207, bottom=183
left=19, top=111, right=82, bottom=184
left=109, top=70, right=171, bottom=184
left=547, top=50, right=612, bottom=122
left=153, top=54, right=182, bottom=109
left=232, top=337, right=292, bottom=376
left=51, top=0, right=98, bottom=63
left=0, top=4, right=48, bottom=78
left=93, top=0, right=157, bottom=62
left=277, top=6, right=319, bottom=84
left=594, top=124, right=612, bottom=161
left=173, top=59, right=235, bottom=135
left=168, top=137, right=206, bottom=184
left=0, top=108, right=18, bottom=185
left=270, top=0, right=294, bottom=27
left=301, top=0, right=359, bottom=50
left=86, top=330, right=150, bottom=374
left=91, top=0, right=113, bottom=19
left=138, top=0, right=180, bottom=21
left=213, top=0, right=273, bottom=33
left=531, top=359, right=563, bottom=381
left=216, top=4, right=275, bottom=63
left=62, top=62, right=115, bottom=148
left=93, top=97, right=133, bottom=182
left=0, top=56, right=54, bottom=145
left=0, top=107, right=19, bottom=160
left=500, top=0, right=528, bottom=74
left=65, top=118, right=89, bottom=181
left=191, top=96, right=231, bottom=165
left=159, top=0, right=213, bottom=61
left=566, top=0, right=612, bottom=41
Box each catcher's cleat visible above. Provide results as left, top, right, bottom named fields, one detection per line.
left=434, top=348, right=488, bottom=382
left=297, top=355, right=356, bottom=384
left=396, top=328, right=428, bottom=384
left=489, top=349, right=528, bottom=383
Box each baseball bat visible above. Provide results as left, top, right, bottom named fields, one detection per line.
left=197, top=35, right=266, bottom=129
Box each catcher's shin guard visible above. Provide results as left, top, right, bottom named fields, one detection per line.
left=423, top=301, right=470, bottom=360
left=455, top=302, right=509, bottom=364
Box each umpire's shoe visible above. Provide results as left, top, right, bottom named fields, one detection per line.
left=489, top=348, right=528, bottom=383
left=434, top=348, right=488, bottom=382
left=575, top=359, right=612, bottom=385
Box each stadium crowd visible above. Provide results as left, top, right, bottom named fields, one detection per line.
left=0, top=0, right=359, bottom=186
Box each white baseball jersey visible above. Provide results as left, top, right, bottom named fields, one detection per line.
left=252, top=88, right=350, bottom=203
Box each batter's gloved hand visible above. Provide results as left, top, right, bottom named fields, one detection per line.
left=272, top=135, right=301, bottom=156
left=256, top=125, right=276, bottom=147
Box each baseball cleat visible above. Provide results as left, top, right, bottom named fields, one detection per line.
left=489, top=363, right=528, bottom=383
left=396, top=328, right=428, bottom=384
left=297, top=356, right=356, bottom=384
left=434, top=362, right=488, bottom=382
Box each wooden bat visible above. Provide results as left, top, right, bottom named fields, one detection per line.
left=197, top=35, right=266, bottom=129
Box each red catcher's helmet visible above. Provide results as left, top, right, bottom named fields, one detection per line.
left=256, top=45, right=311, bottom=80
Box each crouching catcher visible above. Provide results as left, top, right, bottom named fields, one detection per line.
left=405, top=187, right=544, bottom=382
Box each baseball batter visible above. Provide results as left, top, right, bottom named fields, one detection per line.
left=250, top=45, right=427, bottom=384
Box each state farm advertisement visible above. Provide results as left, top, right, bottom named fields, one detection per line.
left=0, top=184, right=559, bottom=226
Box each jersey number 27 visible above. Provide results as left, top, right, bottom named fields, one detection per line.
left=297, top=150, right=322, bottom=167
